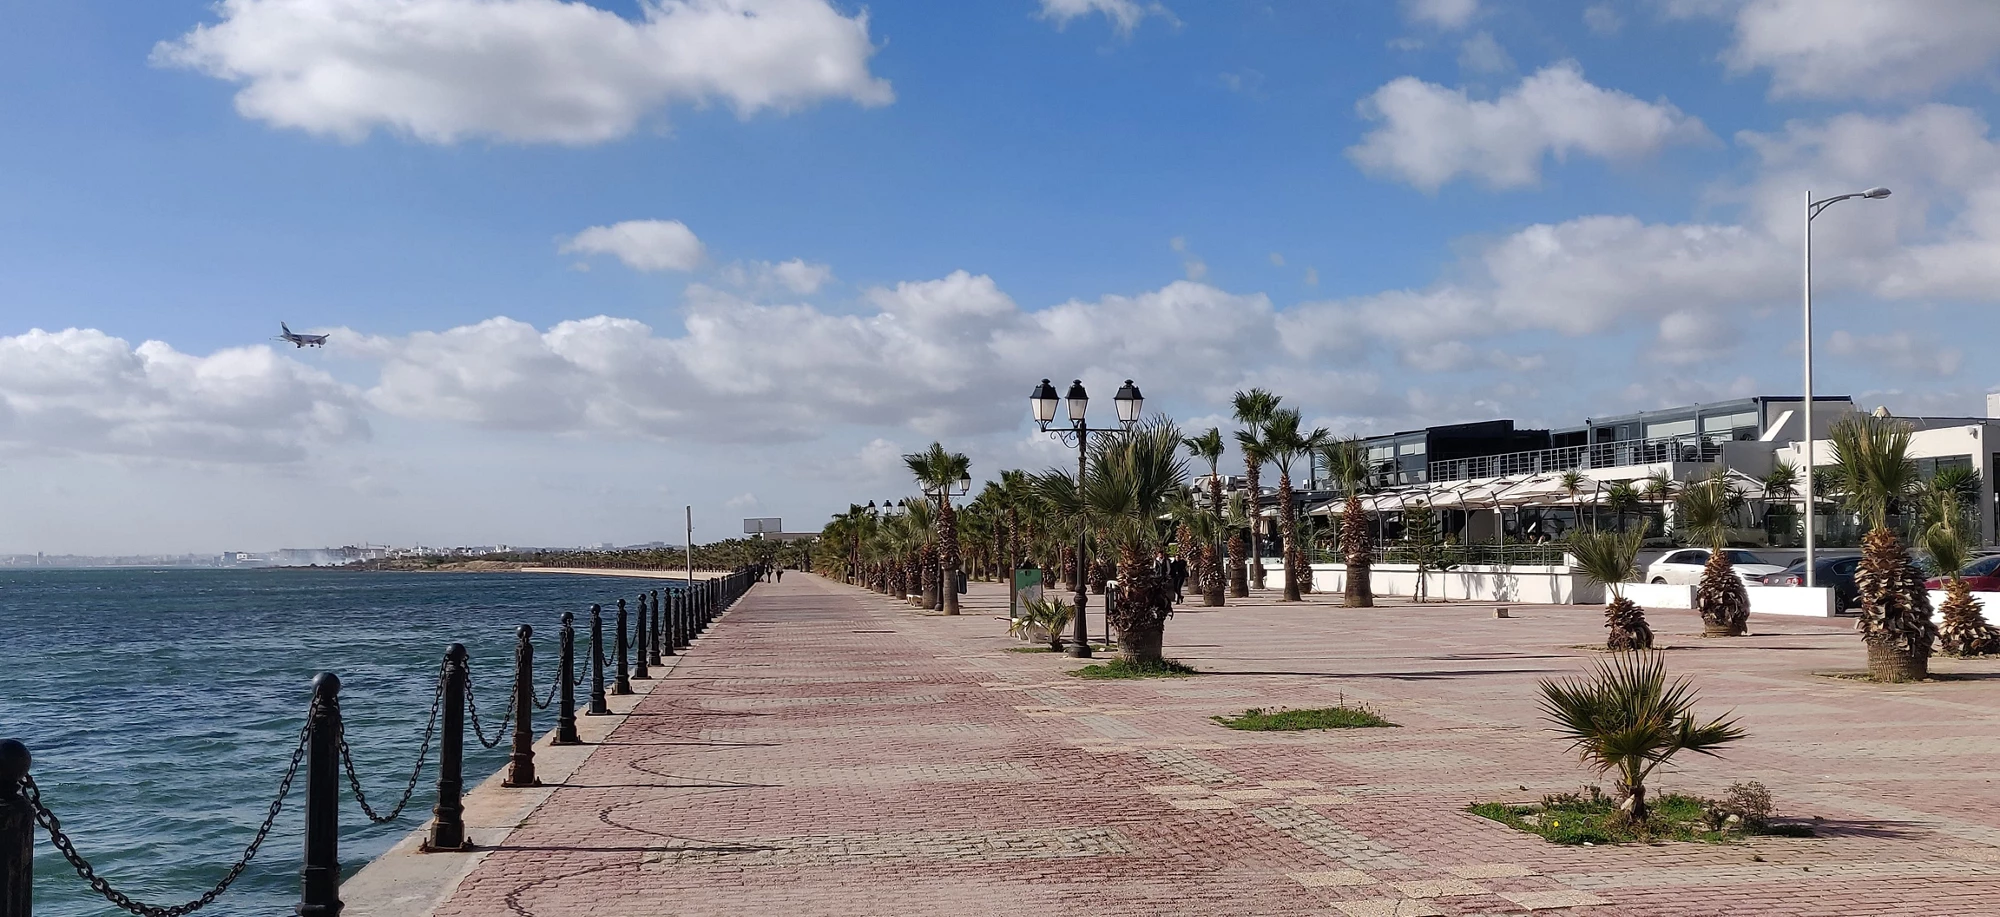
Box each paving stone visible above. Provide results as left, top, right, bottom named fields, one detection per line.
left=1289, top=869, right=1378, bottom=887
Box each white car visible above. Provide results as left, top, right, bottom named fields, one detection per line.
left=1644, top=549, right=1785, bottom=586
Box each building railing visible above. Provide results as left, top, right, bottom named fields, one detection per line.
left=0, top=569, right=763, bottom=917
left=1426, top=434, right=1728, bottom=485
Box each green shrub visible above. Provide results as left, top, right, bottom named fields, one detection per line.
left=1212, top=704, right=1395, bottom=730
left=1069, top=658, right=1197, bottom=679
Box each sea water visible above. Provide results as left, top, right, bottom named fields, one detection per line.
left=0, top=568, right=669, bottom=917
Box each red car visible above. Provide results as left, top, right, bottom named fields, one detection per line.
left=1924, top=554, right=2000, bottom=591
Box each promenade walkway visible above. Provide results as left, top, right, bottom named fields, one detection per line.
left=424, top=574, right=2000, bottom=916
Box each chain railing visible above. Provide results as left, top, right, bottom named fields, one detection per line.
left=1, top=566, right=761, bottom=917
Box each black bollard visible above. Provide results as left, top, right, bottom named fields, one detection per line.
left=555, top=612, right=581, bottom=744
left=587, top=605, right=609, bottom=716
left=1, top=739, right=31, bottom=917
left=673, top=587, right=687, bottom=649
left=650, top=589, right=665, bottom=663
left=299, top=672, right=344, bottom=915
left=660, top=587, right=676, bottom=658
left=504, top=626, right=538, bottom=787
left=633, top=594, right=651, bottom=680
left=613, top=599, right=633, bottom=696
left=425, top=646, right=471, bottom=852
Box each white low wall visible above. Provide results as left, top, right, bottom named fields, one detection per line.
left=1301, top=562, right=1595, bottom=605
left=1745, top=585, right=1835, bottom=617
left=1926, top=590, right=2000, bottom=624
left=1620, top=582, right=1694, bottom=609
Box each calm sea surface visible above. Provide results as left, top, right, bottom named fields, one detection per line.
left=0, top=568, right=672, bottom=917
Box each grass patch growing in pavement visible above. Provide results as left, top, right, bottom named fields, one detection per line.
left=1068, top=658, right=1198, bottom=679
left=1470, top=784, right=1813, bottom=846
left=1211, top=704, right=1395, bottom=730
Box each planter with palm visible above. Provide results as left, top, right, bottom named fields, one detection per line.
left=1320, top=437, right=1375, bottom=608
left=1184, top=427, right=1229, bottom=606
left=1032, top=418, right=1187, bottom=663
left=1831, top=415, right=1938, bottom=682
left=1232, top=389, right=1280, bottom=592
left=1677, top=469, right=1749, bottom=637
left=1569, top=527, right=1654, bottom=650
left=1261, top=408, right=1328, bottom=602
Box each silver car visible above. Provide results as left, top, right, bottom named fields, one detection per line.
left=1645, top=549, right=1785, bottom=585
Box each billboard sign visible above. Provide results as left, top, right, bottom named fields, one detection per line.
left=742, top=517, right=783, bottom=535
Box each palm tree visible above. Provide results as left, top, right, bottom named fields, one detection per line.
left=1260, top=409, right=1328, bottom=602
left=1232, top=388, right=1281, bottom=592
left=1538, top=653, right=1744, bottom=824
left=1761, top=460, right=1800, bottom=546
left=1676, top=469, right=1749, bottom=636
left=1921, top=482, right=1999, bottom=656
left=1830, top=414, right=1937, bottom=682
left=1569, top=527, right=1653, bottom=650
left=1184, top=427, right=1228, bottom=606
left=1033, top=417, right=1187, bottom=662
left=1605, top=482, right=1641, bottom=534
left=1320, top=437, right=1374, bottom=608
left=905, top=443, right=972, bottom=615
left=1559, top=470, right=1590, bottom=534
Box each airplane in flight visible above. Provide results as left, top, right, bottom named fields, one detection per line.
left=277, top=322, right=329, bottom=348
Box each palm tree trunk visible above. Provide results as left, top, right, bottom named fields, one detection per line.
left=1856, top=527, right=1936, bottom=681
left=939, top=499, right=960, bottom=615
left=1208, top=470, right=1227, bottom=606
left=1246, top=461, right=1265, bottom=589
left=1604, top=596, right=1654, bottom=651
left=1695, top=552, right=1748, bottom=637
left=1938, top=577, right=2000, bottom=656
left=1228, top=530, right=1249, bottom=597
left=1342, top=493, right=1373, bottom=608
left=1279, top=471, right=1300, bottom=602
left=1111, top=544, right=1168, bottom=664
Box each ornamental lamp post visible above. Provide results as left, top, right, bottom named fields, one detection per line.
left=1801, top=185, right=1890, bottom=587
left=1031, top=377, right=1143, bottom=658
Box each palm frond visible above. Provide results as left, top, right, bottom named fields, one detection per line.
left=1829, top=414, right=1917, bottom=530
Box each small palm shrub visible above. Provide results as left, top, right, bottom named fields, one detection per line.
left=1010, top=596, right=1074, bottom=651
left=1538, top=652, right=1745, bottom=824
left=1920, top=488, right=2000, bottom=656
left=1569, top=528, right=1653, bottom=650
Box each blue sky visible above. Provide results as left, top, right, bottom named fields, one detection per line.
left=3, top=0, right=1998, bottom=554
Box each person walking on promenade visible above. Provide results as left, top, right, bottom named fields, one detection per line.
left=1169, top=553, right=1189, bottom=604
left=776, top=567, right=784, bottom=582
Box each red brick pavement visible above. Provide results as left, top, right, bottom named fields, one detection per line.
left=429, top=574, right=2000, bottom=917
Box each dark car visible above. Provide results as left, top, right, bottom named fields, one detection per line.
left=1759, top=556, right=1861, bottom=611
left=1923, top=554, right=2000, bottom=591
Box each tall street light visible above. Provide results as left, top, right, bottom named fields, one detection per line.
left=1031, top=377, right=1143, bottom=658
left=1802, top=186, right=1890, bottom=587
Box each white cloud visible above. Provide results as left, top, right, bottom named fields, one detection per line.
left=1303, top=267, right=1318, bottom=286
left=0, top=329, right=367, bottom=463
left=1169, top=236, right=1208, bottom=280
left=1349, top=62, right=1710, bottom=192
left=1457, top=31, right=1513, bottom=74
left=1037, top=0, right=1169, bottom=33
left=153, top=0, right=893, bottom=145
left=560, top=220, right=705, bottom=272
left=1402, top=0, right=1477, bottom=30
left=1670, top=0, right=2000, bottom=99
left=1827, top=330, right=1962, bottom=377
left=1268, top=252, right=1285, bottom=267
left=719, top=258, right=835, bottom=294
left=1583, top=3, right=1622, bottom=35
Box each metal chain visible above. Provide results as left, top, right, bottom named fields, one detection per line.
left=534, top=666, right=560, bottom=710
left=26, top=707, right=313, bottom=917
left=339, top=659, right=448, bottom=823
left=463, top=660, right=517, bottom=749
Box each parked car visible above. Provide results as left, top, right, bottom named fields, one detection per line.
left=1759, top=556, right=1861, bottom=611
left=1644, top=549, right=1786, bottom=586
left=1922, top=553, right=2000, bottom=592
